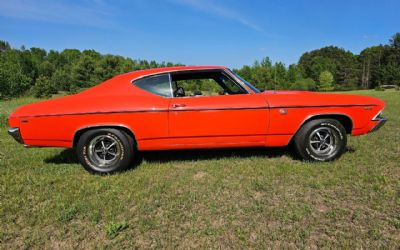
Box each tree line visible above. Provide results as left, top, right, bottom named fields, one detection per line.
left=235, top=33, right=400, bottom=91
left=1, top=33, right=399, bottom=99
left=0, top=43, right=182, bottom=99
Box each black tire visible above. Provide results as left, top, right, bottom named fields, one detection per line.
left=76, top=128, right=136, bottom=174
left=292, top=119, right=347, bottom=161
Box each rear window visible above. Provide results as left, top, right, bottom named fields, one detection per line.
left=134, top=74, right=172, bottom=97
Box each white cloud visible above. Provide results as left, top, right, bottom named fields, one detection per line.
left=168, top=0, right=263, bottom=32
left=0, top=0, right=114, bottom=28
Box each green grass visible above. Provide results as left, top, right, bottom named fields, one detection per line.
left=0, top=90, right=399, bottom=248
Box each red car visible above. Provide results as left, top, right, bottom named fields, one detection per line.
left=8, top=66, right=387, bottom=174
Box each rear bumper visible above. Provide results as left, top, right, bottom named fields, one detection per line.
left=8, top=127, right=24, bottom=144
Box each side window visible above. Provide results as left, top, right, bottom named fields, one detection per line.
left=134, top=74, right=172, bottom=98
left=171, top=70, right=247, bottom=98
left=174, top=79, right=223, bottom=97
left=218, top=74, right=246, bottom=94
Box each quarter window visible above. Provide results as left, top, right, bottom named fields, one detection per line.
left=134, top=74, right=172, bottom=98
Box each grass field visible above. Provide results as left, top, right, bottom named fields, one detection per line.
left=0, top=90, right=399, bottom=248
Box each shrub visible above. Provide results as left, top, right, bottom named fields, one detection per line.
left=30, top=76, right=58, bottom=98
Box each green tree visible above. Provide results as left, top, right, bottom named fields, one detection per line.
left=381, top=62, right=400, bottom=86
left=0, top=59, right=30, bottom=99
left=51, top=69, right=73, bottom=92
left=93, top=55, right=123, bottom=83
left=0, top=40, right=11, bottom=53
left=299, top=46, right=359, bottom=89
left=389, top=32, right=400, bottom=49
left=318, top=71, right=334, bottom=91
left=359, top=46, right=383, bottom=88
left=0, top=50, right=31, bottom=99
left=286, top=64, right=302, bottom=83
left=71, top=55, right=96, bottom=88
left=273, top=62, right=287, bottom=88
left=30, top=76, right=57, bottom=98
left=290, top=78, right=316, bottom=91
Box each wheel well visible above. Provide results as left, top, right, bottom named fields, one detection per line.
left=300, top=114, right=353, bottom=134
left=73, top=126, right=136, bottom=147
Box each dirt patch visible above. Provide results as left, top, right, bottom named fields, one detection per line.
left=193, top=171, right=207, bottom=180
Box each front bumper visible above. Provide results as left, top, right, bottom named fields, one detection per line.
left=8, top=127, right=24, bottom=144
left=370, top=118, right=387, bottom=132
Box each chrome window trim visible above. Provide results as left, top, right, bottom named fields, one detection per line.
left=220, top=69, right=250, bottom=94
left=168, top=73, right=173, bottom=98
left=131, top=68, right=252, bottom=98
left=224, top=69, right=256, bottom=94
left=132, top=73, right=173, bottom=99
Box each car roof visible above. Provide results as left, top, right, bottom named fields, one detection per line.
left=119, top=65, right=228, bottom=79
left=78, top=66, right=229, bottom=97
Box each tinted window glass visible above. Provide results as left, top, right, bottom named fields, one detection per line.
left=134, top=74, right=171, bottom=97
left=218, top=74, right=246, bottom=94
left=229, top=70, right=261, bottom=93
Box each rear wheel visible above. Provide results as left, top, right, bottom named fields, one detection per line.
left=76, top=128, right=135, bottom=174
left=293, top=119, right=347, bottom=161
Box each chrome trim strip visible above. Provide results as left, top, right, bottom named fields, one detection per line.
left=221, top=69, right=250, bottom=94
left=15, top=104, right=378, bottom=118
left=270, top=104, right=378, bottom=109
left=168, top=73, right=174, bottom=98
left=169, top=107, right=267, bottom=112
left=17, top=109, right=170, bottom=118
left=130, top=67, right=226, bottom=83
left=17, top=107, right=269, bottom=118
left=131, top=68, right=251, bottom=98
left=224, top=69, right=254, bottom=94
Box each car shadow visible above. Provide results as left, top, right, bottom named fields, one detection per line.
left=44, top=146, right=357, bottom=166
left=139, top=147, right=289, bottom=163
left=44, top=148, right=78, bottom=164
left=346, top=146, right=356, bottom=153
left=44, top=146, right=291, bottom=165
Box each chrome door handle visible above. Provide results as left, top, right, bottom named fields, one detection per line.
left=172, top=104, right=186, bottom=108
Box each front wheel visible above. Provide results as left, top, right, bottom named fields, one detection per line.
left=76, top=128, right=136, bottom=174
left=293, top=119, right=347, bottom=161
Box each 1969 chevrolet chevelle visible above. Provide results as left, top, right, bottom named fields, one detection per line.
left=8, top=66, right=387, bottom=174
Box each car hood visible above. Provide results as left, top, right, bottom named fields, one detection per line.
left=262, top=90, right=385, bottom=109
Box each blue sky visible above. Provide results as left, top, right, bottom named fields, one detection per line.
left=0, top=0, right=398, bottom=68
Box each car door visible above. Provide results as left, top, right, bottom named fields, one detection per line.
left=168, top=70, right=269, bottom=148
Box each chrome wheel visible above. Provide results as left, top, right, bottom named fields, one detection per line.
left=88, top=135, right=121, bottom=168
left=308, top=127, right=338, bottom=157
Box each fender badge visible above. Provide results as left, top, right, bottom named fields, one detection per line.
left=279, top=109, right=288, bottom=115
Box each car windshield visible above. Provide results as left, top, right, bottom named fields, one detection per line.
left=228, top=70, right=261, bottom=93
